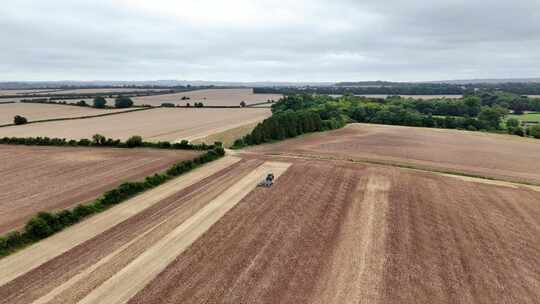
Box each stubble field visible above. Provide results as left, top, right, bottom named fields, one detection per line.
left=0, top=103, right=130, bottom=125
left=131, top=88, right=282, bottom=107
left=0, top=145, right=201, bottom=234
left=249, top=123, right=540, bottom=184
left=0, top=107, right=271, bottom=142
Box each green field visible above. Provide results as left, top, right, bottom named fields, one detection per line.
left=507, top=112, right=540, bottom=123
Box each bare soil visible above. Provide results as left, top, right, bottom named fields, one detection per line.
left=0, top=145, right=201, bottom=234
left=130, top=160, right=540, bottom=304
left=0, top=156, right=538, bottom=303
left=248, top=123, right=540, bottom=184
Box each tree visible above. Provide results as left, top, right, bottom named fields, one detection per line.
left=115, top=96, right=134, bottom=108
left=478, top=106, right=507, bottom=130
left=506, top=118, right=520, bottom=129
left=528, top=125, right=540, bottom=139
left=93, top=96, right=107, bottom=108
left=240, top=101, right=247, bottom=107
left=126, top=135, right=143, bottom=147
left=13, top=115, right=28, bottom=125
left=92, top=134, right=106, bottom=145
left=76, top=100, right=87, bottom=107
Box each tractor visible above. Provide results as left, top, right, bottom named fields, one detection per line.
left=258, top=173, right=275, bottom=187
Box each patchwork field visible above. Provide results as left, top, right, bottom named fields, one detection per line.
left=0, top=145, right=201, bottom=234
left=0, top=108, right=271, bottom=142
left=0, top=103, right=130, bottom=125
left=0, top=89, right=61, bottom=96
left=131, top=88, right=282, bottom=107
left=1, top=156, right=538, bottom=304
left=49, top=88, right=169, bottom=95
left=249, top=123, right=540, bottom=184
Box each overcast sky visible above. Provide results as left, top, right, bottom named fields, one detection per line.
left=1, top=0, right=539, bottom=82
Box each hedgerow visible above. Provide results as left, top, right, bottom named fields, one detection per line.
left=0, top=146, right=225, bottom=257
left=0, top=135, right=218, bottom=151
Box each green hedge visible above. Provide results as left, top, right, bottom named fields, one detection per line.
left=0, top=135, right=219, bottom=151
left=0, top=146, right=225, bottom=258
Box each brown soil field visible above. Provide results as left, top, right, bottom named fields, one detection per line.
left=249, top=123, right=540, bottom=184
left=0, top=108, right=271, bottom=142
left=131, top=88, right=282, bottom=106
left=0, top=152, right=538, bottom=303
left=0, top=145, right=201, bottom=234
left=0, top=158, right=289, bottom=304
left=0, top=103, right=131, bottom=125
left=129, top=160, right=540, bottom=304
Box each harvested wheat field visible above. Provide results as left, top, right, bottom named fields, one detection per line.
left=0, top=89, right=61, bottom=96
left=131, top=88, right=282, bottom=106
left=0, top=103, right=131, bottom=125
left=2, top=157, right=538, bottom=304
left=0, top=145, right=201, bottom=234
left=249, top=123, right=540, bottom=184
left=49, top=88, right=168, bottom=95
left=0, top=108, right=271, bottom=142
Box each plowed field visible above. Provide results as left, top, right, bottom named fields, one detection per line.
left=0, top=145, right=201, bottom=234
left=124, top=160, right=540, bottom=304
left=249, top=123, right=540, bottom=184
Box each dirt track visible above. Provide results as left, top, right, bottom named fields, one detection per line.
left=0, top=145, right=201, bottom=234
left=249, top=123, right=540, bottom=184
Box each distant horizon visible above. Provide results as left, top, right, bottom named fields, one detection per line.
left=2, top=77, right=540, bottom=86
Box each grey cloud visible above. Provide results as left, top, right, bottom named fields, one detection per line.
left=1, top=0, right=539, bottom=81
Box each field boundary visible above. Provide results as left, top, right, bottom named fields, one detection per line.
left=258, top=152, right=540, bottom=187
left=0, top=107, right=156, bottom=128
left=0, top=147, right=226, bottom=259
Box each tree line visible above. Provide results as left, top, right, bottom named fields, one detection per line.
left=0, top=134, right=220, bottom=150
left=233, top=95, right=346, bottom=148
left=241, top=94, right=540, bottom=141
left=254, top=82, right=540, bottom=95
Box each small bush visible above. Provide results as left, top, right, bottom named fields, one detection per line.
left=14, top=115, right=28, bottom=125
left=24, top=216, right=53, bottom=240
left=93, top=96, right=107, bottom=108
left=115, top=96, right=134, bottom=108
